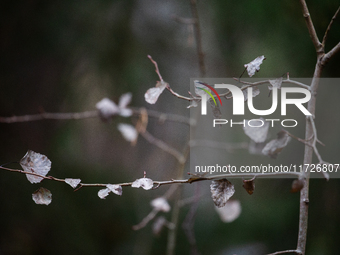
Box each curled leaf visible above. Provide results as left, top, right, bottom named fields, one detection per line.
left=32, top=187, right=52, bottom=205
left=98, top=184, right=122, bottom=199
left=118, top=93, right=133, bottom=117
left=210, top=179, right=235, bottom=208
left=262, top=130, right=290, bottom=158
left=187, top=100, right=198, bottom=109
left=65, top=178, right=81, bottom=189
left=145, top=81, right=168, bottom=104
left=243, top=118, right=269, bottom=143
left=117, top=123, right=138, bottom=143
left=20, top=150, right=51, bottom=184
left=151, top=197, right=171, bottom=212
left=244, top=55, right=266, bottom=77
left=215, top=200, right=241, bottom=223
left=242, top=177, right=255, bottom=195
left=131, top=177, right=154, bottom=190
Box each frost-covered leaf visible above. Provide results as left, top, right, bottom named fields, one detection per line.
left=262, top=130, right=290, bottom=158
left=145, top=81, right=168, bottom=104
left=106, top=184, right=123, bottom=196
left=268, top=77, right=283, bottom=90
left=210, top=179, right=235, bottom=208
left=98, top=184, right=122, bottom=199
left=131, top=177, right=154, bottom=190
left=151, top=197, right=170, bottom=212
left=215, top=200, right=241, bottom=223
left=244, top=55, right=266, bottom=77
left=242, top=177, right=255, bottom=195
left=32, top=187, right=52, bottom=205
left=290, top=179, right=304, bottom=193
left=65, top=178, right=81, bottom=189
left=194, top=80, right=211, bottom=97
left=117, top=123, right=138, bottom=142
left=20, top=150, right=51, bottom=184
left=243, top=118, right=269, bottom=143
left=96, top=98, right=120, bottom=120
left=242, top=85, right=260, bottom=101
left=118, top=93, right=133, bottom=117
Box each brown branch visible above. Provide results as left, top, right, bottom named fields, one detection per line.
left=322, top=6, right=340, bottom=47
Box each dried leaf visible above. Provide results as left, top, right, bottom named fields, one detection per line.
left=65, top=178, right=81, bottom=189
left=244, top=55, right=266, bottom=77
left=215, top=200, right=241, bottom=223
left=98, top=184, right=122, bottom=199
left=106, top=184, right=123, bottom=196
left=32, top=187, right=52, bottom=205
left=152, top=216, right=167, bottom=236
left=243, top=118, right=269, bottom=143
left=151, top=197, right=170, bottom=212
left=145, top=81, right=167, bottom=104
left=268, top=77, right=283, bottom=90
left=248, top=140, right=267, bottom=155
left=131, top=177, right=154, bottom=190
left=242, top=85, right=260, bottom=101
left=117, top=123, right=138, bottom=142
left=118, top=93, right=133, bottom=117
left=242, top=177, right=255, bottom=195
left=290, top=179, right=304, bottom=193
left=262, top=130, right=290, bottom=158
left=187, top=100, right=198, bottom=108
left=210, top=179, right=235, bottom=208
left=20, top=150, right=52, bottom=184
left=96, top=98, right=120, bottom=120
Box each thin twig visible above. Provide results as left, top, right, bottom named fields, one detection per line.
left=132, top=208, right=159, bottom=230
left=140, top=130, right=186, bottom=164
left=267, top=249, right=302, bottom=255
left=148, top=55, right=164, bottom=82
left=322, top=6, right=340, bottom=47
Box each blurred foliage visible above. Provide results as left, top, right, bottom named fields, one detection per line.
left=0, top=0, right=340, bottom=254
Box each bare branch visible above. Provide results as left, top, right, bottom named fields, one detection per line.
left=148, top=55, right=164, bottom=82
left=132, top=208, right=159, bottom=230
left=267, top=249, right=302, bottom=255
left=140, top=130, right=186, bottom=164
left=299, top=0, right=323, bottom=54
left=321, top=42, right=340, bottom=66
left=322, top=6, right=340, bottom=47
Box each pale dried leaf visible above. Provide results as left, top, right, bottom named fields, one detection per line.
left=151, top=197, right=170, bottom=212
left=106, top=184, right=123, bottom=196
left=96, top=98, right=120, bottom=120
left=210, top=179, right=235, bottom=208
left=32, top=187, right=52, bottom=205
left=65, top=178, right=81, bottom=189
left=98, top=184, right=123, bottom=199
left=152, top=216, right=167, bottom=236
left=117, top=123, right=138, bottom=142
left=215, top=200, right=241, bottom=223
left=187, top=100, right=198, bottom=108
left=20, top=150, right=51, bottom=184
left=131, top=177, right=154, bottom=190
left=291, top=179, right=304, bottom=193
left=244, top=55, right=266, bottom=77
left=268, top=77, right=283, bottom=90
left=242, top=85, right=260, bottom=101
left=243, top=118, right=269, bottom=143
left=248, top=140, right=266, bottom=155
left=98, top=188, right=111, bottom=199
left=118, top=93, right=132, bottom=117
left=262, top=130, right=290, bottom=158
left=145, top=81, right=167, bottom=104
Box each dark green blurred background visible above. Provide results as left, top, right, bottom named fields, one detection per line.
left=0, top=0, right=340, bottom=254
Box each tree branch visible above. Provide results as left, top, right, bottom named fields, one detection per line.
left=322, top=6, right=340, bottom=47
